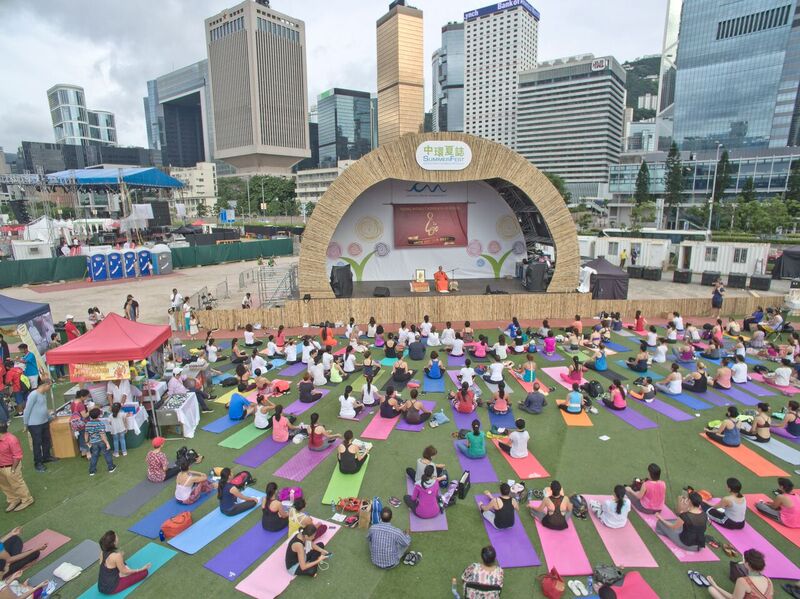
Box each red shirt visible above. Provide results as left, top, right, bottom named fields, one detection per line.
left=454, top=390, right=476, bottom=413
left=4, top=367, right=24, bottom=393
left=0, top=432, right=23, bottom=466
left=65, top=321, right=80, bottom=340
left=146, top=450, right=168, bottom=482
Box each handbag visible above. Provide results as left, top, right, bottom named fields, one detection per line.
left=729, top=560, right=748, bottom=582
left=337, top=497, right=362, bottom=512
left=538, top=567, right=565, bottom=599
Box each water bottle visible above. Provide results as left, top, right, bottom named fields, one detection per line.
left=330, top=500, right=336, bottom=516
left=587, top=575, right=593, bottom=593
left=158, top=529, right=165, bottom=542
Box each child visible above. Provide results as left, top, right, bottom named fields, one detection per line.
left=189, top=311, right=199, bottom=338
left=168, top=307, right=177, bottom=332
left=109, top=402, right=128, bottom=457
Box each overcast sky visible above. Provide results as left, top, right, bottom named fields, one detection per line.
left=0, top=0, right=667, bottom=153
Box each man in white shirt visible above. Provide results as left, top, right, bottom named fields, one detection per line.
left=251, top=351, right=270, bottom=376
left=106, top=379, right=131, bottom=405
left=420, top=317, right=433, bottom=337
left=458, top=362, right=476, bottom=386
left=440, top=323, right=456, bottom=348
left=265, top=336, right=280, bottom=357
left=498, top=419, right=529, bottom=459
left=731, top=355, right=749, bottom=384
left=450, top=335, right=465, bottom=357
left=483, top=358, right=505, bottom=384
left=170, top=289, right=183, bottom=309
left=242, top=293, right=253, bottom=309
left=765, top=358, right=793, bottom=387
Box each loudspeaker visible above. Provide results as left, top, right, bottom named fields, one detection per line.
left=791, top=278, right=800, bottom=289
left=523, top=263, right=547, bottom=292
left=627, top=266, right=643, bottom=279
left=329, top=265, right=353, bottom=298
left=673, top=269, right=692, bottom=284
left=701, top=271, right=721, bottom=286
left=149, top=201, right=172, bottom=227
left=642, top=267, right=662, bottom=281
left=750, top=274, right=772, bottom=291
left=373, top=286, right=390, bottom=297
left=727, top=273, right=747, bottom=289
left=484, top=285, right=508, bottom=295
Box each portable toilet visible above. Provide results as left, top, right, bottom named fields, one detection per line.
left=123, top=251, right=137, bottom=278
left=107, top=250, right=124, bottom=280
left=89, top=252, right=108, bottom=281
left=137, top=249, right=152, bottom=276
left=151, top=243, right=173, bottom=275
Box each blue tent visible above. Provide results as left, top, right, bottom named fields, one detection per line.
left=0, top=294, right=51, bottom=326
left=46, top=168, right=184, bottom=189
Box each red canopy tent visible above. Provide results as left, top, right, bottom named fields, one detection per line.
left=46, top=313, right=171, bottom=365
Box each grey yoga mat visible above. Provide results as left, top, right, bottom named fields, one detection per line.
left=103, top=479, right=168, bottom=517
left=745, top=437, right=800, bottom=466
left=28, top=539, right=100, bottom=591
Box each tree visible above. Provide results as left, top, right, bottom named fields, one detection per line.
left=788, top=160, right=800, bottom=203
left=634, top=161, right=651, bottom=205
left=713, top=149, right=731, bottom=203
left=664, top=141, right=684, bottom=228
left=217, top=177, right=246, bottom=216
left=543, top=172, right=571, bottom=204
left=739, top=177, right=756, bottom=203
left=196, top=202, right=209, bottom=218
left=630, top=200, right=656, bottom=232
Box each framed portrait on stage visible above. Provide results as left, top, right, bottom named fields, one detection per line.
left=415, top=269, right=426, bottom=283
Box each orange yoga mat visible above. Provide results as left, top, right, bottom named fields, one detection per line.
left=745, top=493, right=800, bottom=549
left=509, top=371, right=550, bottom=394
left=491, top=439, right=550, bottom=479
left=699, top=434, right=788, bottom=477
left=556, top=400, right=593, bottom=426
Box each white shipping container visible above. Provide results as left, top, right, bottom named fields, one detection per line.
left=677, top=241, right=769, bottom=275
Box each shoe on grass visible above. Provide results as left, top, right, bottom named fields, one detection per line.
left=14, top=498, right=34, bottom=512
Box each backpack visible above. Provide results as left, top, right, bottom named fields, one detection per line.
left=593, top=564, right=624, bottom=586
left=370, top=496, right=383, bottom=525
left=584, top=380, right=603, bottom=399
left=161, top=511, right=192, bottom=539
left=221, top=376, right=238, bottom=387
left=538, top=567, right=565, bottom=599
left=570, top=494, right=588, bottom=519
left=19, top=374, right=31, bottom=391
left=278, top=487, right=303, bottom=502
left=176, top=447, right=199, bottom=465
left=230, top=471, right=255, bottom=488
left=457, top=470, right=472, bottom=499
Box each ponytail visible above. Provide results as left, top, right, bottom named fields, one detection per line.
left=344, top=384, right=353, bottom=399
left=217, top=467, right=231, bottom=499
left=471, top=419, right=481, bottom=435
left=274, top=404, right=284, bottom=422
left=111, top=402, right=121, bottom=418
left=613, top=484, right=626, bottom=515
left=265, top=481, right=278, bottom=501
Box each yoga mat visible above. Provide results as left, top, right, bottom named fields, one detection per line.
left=28, top=539, right=99, bottom=591
left=699, top=434, right=788, bottom=476
left=279, top=362, right=306, bottom=377
left=204, top=523, right=286, bottom=580
left=77, top=543, right=177, bottom=599
left=750, top=372, right=800, bottom=395
left=448, top=353, right=466, bottom=367
left=613, top=360, right=664, bottom=381
left=202, top=413, right=243, bottom=434
left=773, top=427, right=800, bottom=444
left=380, top=357, right=398, bottom=366
left=599, top=572, right=659, bottom=599
left=557, top=403, right=594, bottom=426
left=453, top=441, right=498, bottom=483
left=20, top=530, right=71, bottom=573
left=716, top=386, right=760, bottom=406
left=213, top=387, right=241, bottom=405
left=283, top=389, right=330, bottom=417
left=267, top=358, right=287, bottom=369
left=710, top=518, right=800, bottom=579
left=663, top=392, right=712, bottom=411
left=600, top=403, right=658, bottom=430
left=211, top=373, right=230, bottom=384
left=488, top=407, right=517, bottom=430
left=508, top=371, right=550, bottom=393
left=475, top=496, right=540, bottom=568
left=738, top=381, right=775, bottom=397
left=338, top=406, right=372, bottom=422
left=219, top=424, right=269, bottom=449
left=396, top=400, right=436, bottom=432
left=533, top=513, right=593, bottom=575
left=129, top=492, right=213, bottom=539
left=273, top=440, right=342, bottom=481
left=406, top=478, right=448, bottom=532
left=745, top=493, right=800, bottom=548
left=583, top=495, right=657, bottom=568
left=235, top=521, right=340, bottom=599
left=235, top=436, right=290, bottom=469
left=491, top=439, right=549, bottom=479
left=541, top=366, right=586, bottom=390
left=632, top=505, right=719, bottom=562
left=686, top=389, right=732, bottom=408
left=604, top=340, right=631, bottom=352
left=482, top=379, right=514, bottom=395
left=168, top=487, right=265, bottom=554
left=320, top=456, right=370, bottom=504
left=423, top=373, right=446, bottom=393
left=639, top=398, right=694, bottom=422
left=103, top=479, right=168, bottom=517
left=744, top=436, right=800, bottom=465
left=361, top=411, right=400, bottom=440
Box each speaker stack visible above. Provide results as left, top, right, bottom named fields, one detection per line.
left=750, top=275, right=772, bottom=291
left=727, top=273, right=747, bottom=289
left=373, top=287, right=390, bottom=297
left=701, top=271, right=721, bottom=285
left=673, top=269, right=692, bottom=284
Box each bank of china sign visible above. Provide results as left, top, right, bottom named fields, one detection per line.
left=415, top=141, right=473, bottom=171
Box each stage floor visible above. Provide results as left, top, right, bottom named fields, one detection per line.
left=352, top=277, right=536, bottom=298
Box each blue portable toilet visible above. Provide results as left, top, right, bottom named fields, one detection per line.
left=90, top=253, right=108, bottom=281
left=123, top=251, right=137, bottom=278
left=137, top=249, right=152, bottom=276
left=107, top=250, right=123, bottom=279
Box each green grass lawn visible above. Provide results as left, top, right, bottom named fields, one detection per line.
left=5, top=325, right=799, bottom=598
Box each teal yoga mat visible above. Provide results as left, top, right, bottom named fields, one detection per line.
left=77, top=543, right=177, bottom=599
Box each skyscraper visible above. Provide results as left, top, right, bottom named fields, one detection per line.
left=517, top=55, right=626, bottom=186
left=47, top=84, right=117, bottom=146
left=432, top=22, right=464, bottom=132
left=464, top=1, right=539, bottom=148
left=205, top=0, right=310, bottom=174
left=376, top=0, right=424, bottom=145
left=144, top=60, right=215, bottom=168
left=670, top=0, right=800, bottom=151
left=317, top=88, right=374, bottom=167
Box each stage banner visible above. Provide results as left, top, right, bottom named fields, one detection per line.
left=393, top=203, right=467, bottom=249
left=69, top=361, right=130, bottom=383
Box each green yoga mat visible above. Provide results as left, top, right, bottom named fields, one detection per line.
left=219, top=424, right=269, bottom=449
left=77, top=542, right=177, bottom=599
left=321, top=455, right=370, bottom=504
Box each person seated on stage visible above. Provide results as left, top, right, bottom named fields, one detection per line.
left=655, top=491, right=708, bottom=552
left=461, top=321, right=475, bottom=343
left=530, top=480, right=573, bottom=530
left=490, top=335, right=509, bottom=360
left=440, top=322, right=456, bottom=348
left=712, top=358, right=733, bottom=390
left=479, top=484, right=518, bottom=530
left=755, top=477, right=800, bottom=528
left=705, top=477, right=747, bottom=530
left=407, top=334, right=426, bottom=361
left=655, top=363, right=683, bottom=396
left=286, top=524, right=331, bottom=577
left=426, top=326, right=441, bottom=347
left=628, top=377, right=655, bottom=402
left=383, top=333, right=399, bottom=359
left=424, top=351, right=443, bottom=379
left=230, top=338, right=248, bottom=364
left=584, top=343, right=608, bottom=372
left=404, top=465, right=442, bottom=519
left=450, top=382, right=479, bottom=414
left=380, top=387, right=403, bottom=419
left=338, top=385, right=363, bottom=419
left=0, top=528, right=47, bottom=581
left=449, top=332, right=465, bottom=357
left=338, top=430, right=370, bottom=474
left=672, top=339, right=696, bottom=363
left=704, top=405, right=742, bottom=447
left=557, top=383, right=588, bottom=414
left=518, top=382, right=548, bottom=415
left=483, top=356, right=505, bottom=385
left=515, top=353, right=537, bottom=383
left=741, top=402, right=771, bottom=443
left=764, top=358, right=793, bottom=387
left=589, top=485, right=631, bottom=529
left=391, top=356, right=414, bottom=383
left=624, top=463, right=666, bottom=514
left=401, top=389, right=431, bottom=425
left=434, top=266, right=450, bottom=293
left=626, top=343, right=650, bottom=372
left=682, top=362, right=709, bottom=393
left=602, top=380, right=627, bottom=411
left=456, top=419, right=486, bottom=459
left=560, top=356, right=586, bottom=384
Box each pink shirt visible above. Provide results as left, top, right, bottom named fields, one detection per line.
left=568, top=368, right=583, bottom=382
left=493, top=394, right=508, bottom=412
left=272, top=415, right=289, bottom=443
left=715, top=368, right=732, bottom=389
left=641, top=480, right=666, bottom=511
left=411, top=482, right=440, bottom=519
left=782, top=492, right=800, bottom=528
left=544, top=338, right=556, bottom=353
left=473, top=343, right=487, bottom=358
left=611, top=388, right=626, bottom=409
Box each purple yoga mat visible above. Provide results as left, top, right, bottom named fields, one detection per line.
left=446, top=370, right=483, bottom=428
left=773, top=427, right=800, bottom=444
left=738, top=381, right=776, bottom=397
left=710, top=520, right=800, bottom=579
left=406, top=479, right=448, bottom=532
left=716, top=386, right=760, bottom=406
left=204, top=523, right=285, bottom=580
left=453, top=441, right=498, bottom=483
left=235, top=436, right=289, bottom=468
left=448, top=354, right=467, bottom=367
left=600, top=403, right=658, bottom=430
left=396, top=401, right=437, bottom=432
left=475, top=496, right=541, bottom=568
left=282, top=390, right=330, bottom=417
left=533, top=343, right=563, bottom=362
left=689, top=390, right=732, bottom=407
left=279, top=362, right=306, bottom=377
left=642, top=398, right=695, bottom=422
left=273, top=440, right=341, bottom=481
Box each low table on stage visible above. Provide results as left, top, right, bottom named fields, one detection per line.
left=410, top=280, right=431, bottom=293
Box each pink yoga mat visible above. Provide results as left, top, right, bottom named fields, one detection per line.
left=405, top=479, right=448, bottom=532
left=529, top=502, right=592, bottom=575
left=750, top=372, right=800, bottom=394
left=632, top=505, right=719, bottom=562
left=710, top=517, right=800, bottom=579
left=612, top=572, right=660, bottom=599
left=21, top=530, right=71, bottom=572
left=583, top=495, right=657, bottom=568
left=541, top=366, right=585, bottom=390
left=361, top=411, right=399, bottom=440
left=235, top=519, right=340, bottom=599
left=273, top=440, right=341, bottom=482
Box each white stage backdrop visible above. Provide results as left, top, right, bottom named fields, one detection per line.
left=326, top=179, right=526, bottom=282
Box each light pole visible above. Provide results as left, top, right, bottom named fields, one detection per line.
left=246, top=176, right=251, bottom=220
left=260, top=178, right=265, bottom=216
left=707, top=142, right=723, bottom=236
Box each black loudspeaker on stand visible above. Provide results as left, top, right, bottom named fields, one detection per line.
left=373, top=286, right=390, bottom=297
left=329, top=265, right=353, bottom=298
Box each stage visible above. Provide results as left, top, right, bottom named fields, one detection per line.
left=352, top=277, right=535, bottom=298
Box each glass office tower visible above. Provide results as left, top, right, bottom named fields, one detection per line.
left=317, top=88, right=374, bottom=167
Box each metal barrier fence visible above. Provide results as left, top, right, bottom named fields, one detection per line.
left=239, top=267, right=258, bottom=291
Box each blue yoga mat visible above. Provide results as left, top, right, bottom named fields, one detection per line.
left=168, top=487, right=265, bottom=554
left=604, top=341, right=631, bottom=352
left=77, top=543, right=177, bottom=599
left=211, top=373, right=232, bottom=384
left=202, top=414, right=242, bottom=434
left=613, top=360, right=664, bottom=381
left=663, top=392, right=712, bottom=411
left=423, top=373, right=446, bottom=392
left=488, top=407, right=517, bottom=430
left=129, top=492, right=212, bottom=539
left=268, top=358, right=287, bottom=369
